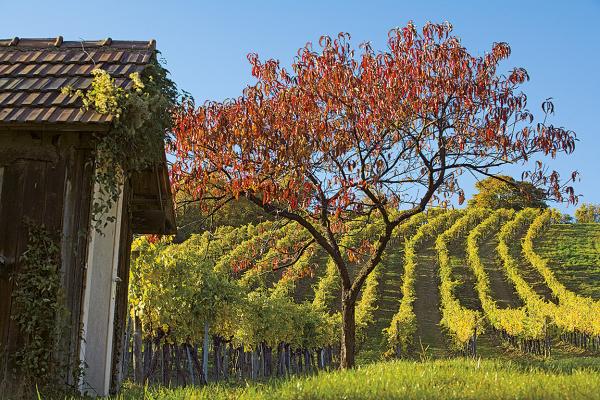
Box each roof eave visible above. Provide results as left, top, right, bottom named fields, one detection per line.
left=0, top=121, right=111, bottom=132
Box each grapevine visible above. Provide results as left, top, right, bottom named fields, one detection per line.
left=496, top=208, right=554, bottom=354
left=384, top=210, right=461, bottom=356
left=435, top=208, right=488, bottom=354
left=467, top=209, right=548, bottom=353
left=523, top=210, right=600, bottom=348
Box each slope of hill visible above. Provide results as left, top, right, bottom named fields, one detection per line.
left=535, top=223, right=600, bottom=300
left=222, top=215, right=600, bottom=360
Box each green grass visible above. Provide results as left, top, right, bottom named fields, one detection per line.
left=535, top=223, right=600, bottom=299
left=101, top=358, right=600, bottom=400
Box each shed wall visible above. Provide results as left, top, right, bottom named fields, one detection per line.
left=0, top=131, right=94, bottom=381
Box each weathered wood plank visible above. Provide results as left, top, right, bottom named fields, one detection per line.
left=7, top=160, right=48, bottom=355
left=0, top=161, right=27, bottom=362
left=60, top=146, right=94, bottom=383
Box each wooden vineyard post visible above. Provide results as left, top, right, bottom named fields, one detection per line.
left=133, top=316, right=143, bottom=383
left=544, top=318, right=551, bottom=358
left=212, top=336, right=220, bottom=381
left=290, top=348, right=296, bottom=374
left=185, top=343, right=195, bottom=385
left=277, top=343, right=285, bottom=376
left=173, top=344, right=183, bottom=386
left=223, top=344, right=229, bottom=380
left=202, top=322, right=209, bottom=382
left=190, top=344, right=205, bottom=385
left=162, top=342, right=170, bottom=386
left=236, top=347, right=243, bottom=380
left=304, top=350, right=311, bottom=374
left=250, top=349, right=257, bottom=380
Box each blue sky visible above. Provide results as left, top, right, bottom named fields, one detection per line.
left=2, top=0, right=598, bottom=213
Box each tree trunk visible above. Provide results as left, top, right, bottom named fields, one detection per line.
left=340, top=294, right=356, bottom=369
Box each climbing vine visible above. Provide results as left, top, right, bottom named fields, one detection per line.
left=62, top=56, right=178, bottom=229
left=11, top=222, right=66, bottom=385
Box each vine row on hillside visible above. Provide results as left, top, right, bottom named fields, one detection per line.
left=496, top=208, right=553, bottom=355
left=240, top=222, right=313, bottom=289
left=523, top=210, right=600, bottom=350
left=466, top=209, right=554, bottom=354
left=435, top=208, right=488, bottom=355
left=384, top=210, right=461, bottom=357
left=214, top=220, right=287, bottom=276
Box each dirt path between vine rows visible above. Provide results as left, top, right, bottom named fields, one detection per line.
left=480, top=238, right=523, bottom=308
left=413, top=238, right=447, bottom=357
left=510, top=225, right=556, bottom=303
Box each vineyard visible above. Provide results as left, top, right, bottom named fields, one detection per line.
left=2, top=6, right=599, bottom=399
left=120, top=207, right=600, bottom=388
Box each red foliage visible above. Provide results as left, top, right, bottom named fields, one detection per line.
left=146, top=234, right=162, bottom=244
left=171, top=22, right=576, bottom=217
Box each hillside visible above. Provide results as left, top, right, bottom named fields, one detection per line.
left=535, top=223, right=600, bottom=299
left=242, top=209, right=600, bottom=360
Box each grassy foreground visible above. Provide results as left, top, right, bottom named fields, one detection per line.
left=108, top=358, right=600, bottom=400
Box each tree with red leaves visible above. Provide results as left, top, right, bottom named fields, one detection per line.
left=171, top=22, right=577, bottom=368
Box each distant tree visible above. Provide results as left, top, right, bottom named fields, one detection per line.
left=575, top=203, right=600, bottom=223
left=468, top=175, right=548, bottom=210
left=171, top=22, right=577, bottom=368
left=557, top=213, right=574, bottom=224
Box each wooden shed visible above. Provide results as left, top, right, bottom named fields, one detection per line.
left=0, top=37, right=176, bottom=396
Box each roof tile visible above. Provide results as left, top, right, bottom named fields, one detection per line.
left=0, top=37, right=155, bottom=125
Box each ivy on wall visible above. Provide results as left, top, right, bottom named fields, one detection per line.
left=10, top=222, right=66, bottom=385
left=62, top=56, right=178, bottom=229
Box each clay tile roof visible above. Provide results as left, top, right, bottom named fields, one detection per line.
left=0, top=36, right=156, bottom=129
